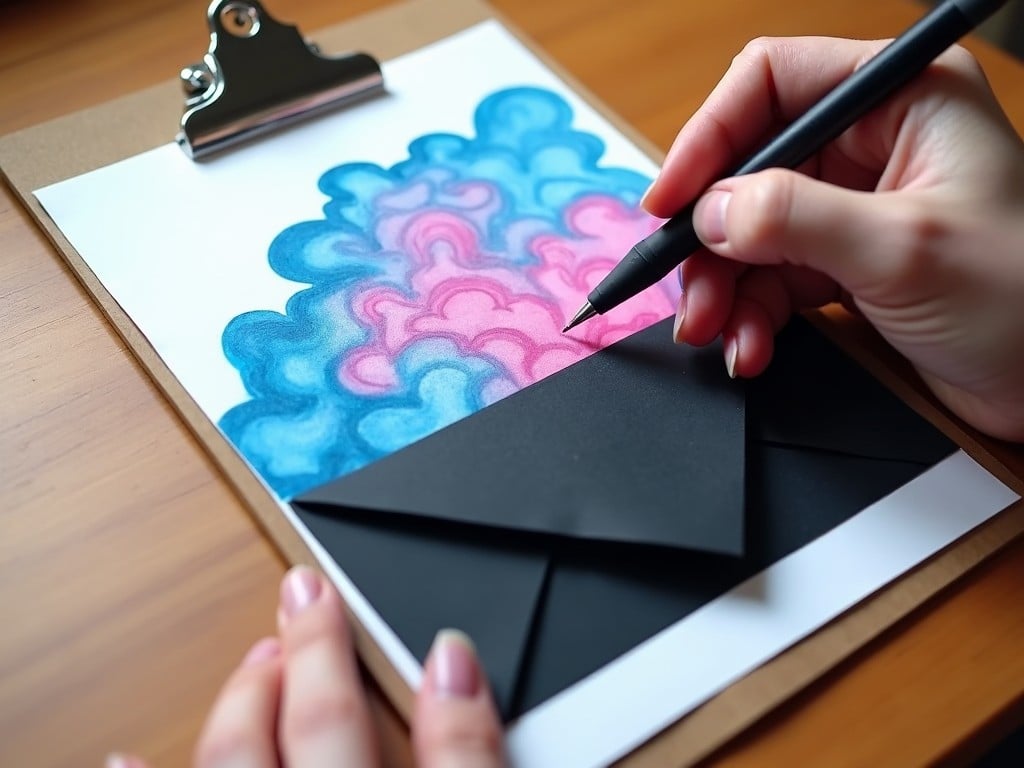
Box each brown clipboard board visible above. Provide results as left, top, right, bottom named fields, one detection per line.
left=2, top=0, right=1023, bottom=764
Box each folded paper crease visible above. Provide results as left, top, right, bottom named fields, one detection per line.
left=295, top=318, right=748, bottom=555
left=293, top=316, right=957, bottom=719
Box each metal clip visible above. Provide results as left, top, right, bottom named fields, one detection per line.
left=177, top=0, right=385, bottom=159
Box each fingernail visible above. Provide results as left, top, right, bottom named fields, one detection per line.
left=672, top=292, right=686, bottom=344
left=696, top=189, right=730, bottom=245
left=639, top=180, right=655, bottom=210
left=280, top=566, right=321, bottom=621
left=241, top=637, right=281, bottom=667
left=725, top=336, right=738, bottom=379
left=105, top=754, right=143, bottom=768
left=428, top=629, right=480, bottom=699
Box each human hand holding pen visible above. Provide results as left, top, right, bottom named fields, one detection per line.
left=642, top=37, right=1024, bottom=442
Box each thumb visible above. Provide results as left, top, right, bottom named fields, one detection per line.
left=412, top=630, right=505, bottom=768
left=694, top=169, right=908, bottom=296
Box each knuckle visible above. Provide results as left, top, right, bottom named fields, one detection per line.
left=904, top=208, right=947, bottom=258
left=731, top=170, right=795, bottom=258
left=283, top=691, right=365, bottom=744
left=194, top=669, right=278, bottom=768
left=420, top=719, right=504, bottom=763
left=286, top=614, right=328, bottom=653
left=729, top=36, right=777, bottom=78
left=887, top=202, right=947, bottom=287
left=284, top=602, right=348, bottom=654
left=736, top=36, right=779, bottom=64
left=942, top=44, right=984, bottom=78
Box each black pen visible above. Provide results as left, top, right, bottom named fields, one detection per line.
left=563, top=0, right=1010, bottom=332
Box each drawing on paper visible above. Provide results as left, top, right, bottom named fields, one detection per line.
left=220, top=87, right=675, bottom=499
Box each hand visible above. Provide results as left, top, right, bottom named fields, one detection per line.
left=107, top=566, right=505, bottom=768
left=642, top=36, right=1024, bottom=441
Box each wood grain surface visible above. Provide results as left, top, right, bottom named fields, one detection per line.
left=1, top=1, right=1023, bottom=766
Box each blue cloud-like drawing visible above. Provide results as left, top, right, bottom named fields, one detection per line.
left=220, top=87, right=652, bottom=499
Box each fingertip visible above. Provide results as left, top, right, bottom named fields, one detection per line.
left=733, top=331, right=774, bottom=378
left=677, top=252, right=740, bottom=347
left=640, top=180, right=679, bottom=218
left=424, top=629, right=483, bottom=700
left=694, top=188, right=731, bottom=248
left=276, top=571, right=376, bottom=766
left=723, top=298, right=775, bottom=378
left=277, top=566, right=349, bottom=634
left=279, top=565, right=323, bottom=625
left=645, top=110, right=740, bottom=218
left=195, top=636, right=283, bottom=768
left=240, top=636, right=281, bottom=668
left=414, top=630, right=504, bottom=767
left=672, top=292, right=686, bottom=344
left=725, top=336, right=738, bottom=378
left=638, top=179, right=656, bottom=213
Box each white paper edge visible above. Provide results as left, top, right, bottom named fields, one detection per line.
left=283, top=449, right=1018, bottom=768
left=501, top=450, right=1019, bottom=767
left=276, top=499, right=425, bottom=689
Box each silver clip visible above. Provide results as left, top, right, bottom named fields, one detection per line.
left=177, top=0, right=385, bottom=159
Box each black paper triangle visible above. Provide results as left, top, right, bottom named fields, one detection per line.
left=752, top=319, right=955, bottom=465
left=292, top=509, right=550, bottom=718
left=294, top=317, right=747, bottom=555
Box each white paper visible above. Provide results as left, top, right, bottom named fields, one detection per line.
left=35, top=21, right=1019, bottom=768
left=504, top=450, right=1017, bottom=767
left=36, top=21, right=659, bottom=425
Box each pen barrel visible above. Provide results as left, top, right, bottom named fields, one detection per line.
left=952, top=0, right=1011, bottom=25
left=585, top=0, right=1008, bottom=320
left=587, top=201, right=701, bottom=313
left=734, top=0, right=977, bottom=175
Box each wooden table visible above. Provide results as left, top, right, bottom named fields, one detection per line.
left=2, top=1, right=1023, bottom=765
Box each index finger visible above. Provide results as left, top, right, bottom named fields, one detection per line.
left=642, top=36, right=888, bottom=217
left=277, top=566, right=380, bottom=767
left=194, top=638, right=282, bottom=768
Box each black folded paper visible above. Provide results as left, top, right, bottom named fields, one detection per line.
left=297, top=318, right=746, bottom=554
left=292, top=316, right=955, bottom=718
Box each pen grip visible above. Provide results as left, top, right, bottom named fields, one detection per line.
left=588, top=200, right=701, bottom=312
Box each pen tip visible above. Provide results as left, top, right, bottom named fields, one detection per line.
left=562, top=301, right=598, bottom=333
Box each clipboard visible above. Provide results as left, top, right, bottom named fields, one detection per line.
left=2, top=0, right=1023, bottom=764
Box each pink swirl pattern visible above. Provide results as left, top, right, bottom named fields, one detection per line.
left=340, top=187, right=674, bottom=398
